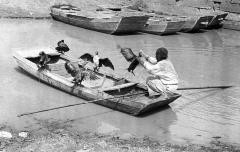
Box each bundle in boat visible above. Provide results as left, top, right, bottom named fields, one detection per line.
left=120, top=47, right=140, bottom=75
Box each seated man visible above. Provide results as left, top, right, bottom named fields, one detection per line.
left=38, top=51, right=51, bottom=68
left=55, top=40, right=70, bottom=54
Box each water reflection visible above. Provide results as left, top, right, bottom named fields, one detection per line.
left=1, top=19, right=240, bottom=146
left=67, top=106, right=177, bottom=142
left=170, top=87, right=240, bottom=144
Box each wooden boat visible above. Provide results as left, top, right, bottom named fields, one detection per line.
left=13, top=48, right=181, bottom=116
left=222, top=12, right=240, bottom=31
left=50, top=4, right=149, bottom=35
left=131, top=7, right=213, bottom=32
left=179, top=15, right=213, bottom=32
left=114, top=5, right=212, bottom=33
left=223, top=19, right=240, bottom=31
left=206, top=12, right=228, bottom=28
left=141, top=15, right=186, bottom=35
left=96, top=5, right=185, bottom=35
left=193, top=7, right=228, bottom=29
left=179, top=6, right=228, bottom=29
left=150, top=5, right=214, bottom=32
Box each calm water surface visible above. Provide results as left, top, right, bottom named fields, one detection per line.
left=0, top=19, right=240, bottom=145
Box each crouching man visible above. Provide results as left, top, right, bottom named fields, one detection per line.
left=138, top=47, right=179, bottom=97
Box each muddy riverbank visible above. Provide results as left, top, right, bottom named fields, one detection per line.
left=1, top=121, right=240, bottom=152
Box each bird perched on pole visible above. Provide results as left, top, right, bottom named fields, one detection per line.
left=79, top=51, right=114, bottom=72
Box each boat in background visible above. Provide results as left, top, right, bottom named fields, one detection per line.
left=222, top=12, right=240, bottom=31
left=179, top=15, right=212, bottom=32
left=126, top=5, right=213, bottom=33
left=145, top=5, right=214, bottom=32
left=193, top=6, right=228, bottom=29
left=97, top=4, right=186, bottom=35
left=50, top=4, right=149, bottom=35
left=13, top=48, right=181, bottom=116
left=174, top=7, right=214, bottom=32
left=223, top=20, right=240, bottom=31
left=141, top=15, right=185, bottom=35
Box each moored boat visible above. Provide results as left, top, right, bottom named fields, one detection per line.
left=180, top=15, right=212, bottom=32
left=13, top=48, right=181, bottom=116
left=141, top=15, right=186, bottom=35
left=223, top=19, right=240, bottom=31
left=97, top=5, right=185, bottom=35
left=128, top=5, right=213, bottom=33
left=50, top=4, right=149, bottom=35
left=150, top=5, right=214, bottom=32
left=222, top=12, right=240, bottom=31
left=206, top=12, right=228, bottom=28
left=195, top=7, right=228, bottom=29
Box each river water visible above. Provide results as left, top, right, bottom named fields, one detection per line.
left=0, top=19, right=240, bottom=146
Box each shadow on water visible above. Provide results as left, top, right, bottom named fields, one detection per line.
left=175, top=88, right=230, bottom=111
left=113, top=32, right=145, bottom=36
left=15, top=67, right=39, bottom=82
left=137, top=105, right=171, bottom=117
left=63, top=110, right=115, bottom=123
left=140, top=32, right=182, bottom=36
left=183, top=29, right=207, bottom=34
left=14, top=67, right=72, bottom=97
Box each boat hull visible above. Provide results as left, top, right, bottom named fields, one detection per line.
left=142, top=19, right=185, bottom=35
left=181, top=15, right=214, bottom=32
left=13, top=49, right=181, bottom=116
left=205, top=13, right=228, bottom=29
left=223, top=19, right=240, bottom=31
left=50, top=5, right=149, bottom=35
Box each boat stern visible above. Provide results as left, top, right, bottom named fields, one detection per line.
left=113, top=16, right=150, bottom=34
left=133, top=92, right=181, bottom=116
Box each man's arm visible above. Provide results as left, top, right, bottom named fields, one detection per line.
left=146, top=56, right=157, bottom=64
left=139, top=50, right=157, bottom=64
left=143, top=61, right=160, bottom=72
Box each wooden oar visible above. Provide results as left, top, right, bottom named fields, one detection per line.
left=177, top=85, right=232, bottom=90
left=17, top=91, right=147, bottom=117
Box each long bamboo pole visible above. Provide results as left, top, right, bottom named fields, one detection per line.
left=178, top=85, right=232, bottom=90
left=17, top=85, right=232, bottom=117
left=17, top=91, right=147, bottom=117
